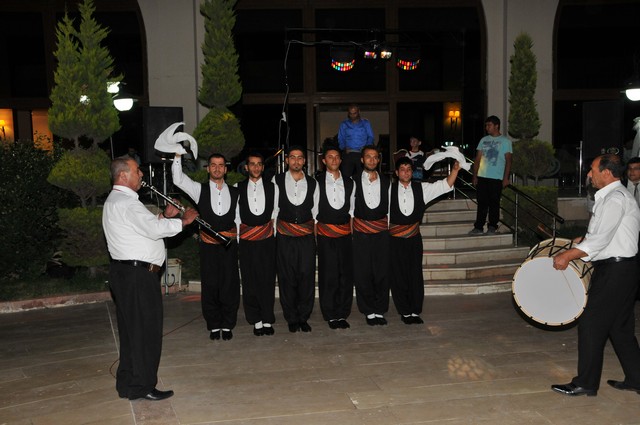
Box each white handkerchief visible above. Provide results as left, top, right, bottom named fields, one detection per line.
left=154, top=122, right=198, bottom=160
left=423, top=146, right=472, bottom=171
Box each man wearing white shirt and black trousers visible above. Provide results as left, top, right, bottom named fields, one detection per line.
left=551, top=154, right=640, bottom=397
left=352, top=145, right=391, bottom=326
left=625, top=156, right=640, bottom=300
left=103, top=157, right=198, bottom=401
left=389, top=157, right=460, bottom=325
left=172, top=153, right=240, bottom=341
left=236, top=152, right=278, bottom=336
left=316, top=146, right=355, bottom=329
left=273, top=146, right=319, bottom=333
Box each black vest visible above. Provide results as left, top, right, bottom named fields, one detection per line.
left=197, top=182, right=239, bottom=231
left=390, top=181, right=425, bottom=225
left=237, top=179, right=275, bottom=226
left=274, top=173, right=316, bottom=223
left=316, top=172, right=354, bottom=225
left=353, top=172, right=390, bottom=220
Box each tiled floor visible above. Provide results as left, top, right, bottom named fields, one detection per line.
left=1, top=292, right=639, bottom=424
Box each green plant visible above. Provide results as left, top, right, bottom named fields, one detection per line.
left=0, top=142, right=64, bottom=282
left=48, top=0, right=121, bottom=148
left=512, top=139, right=556, bottom=185
left=508, top=32, right=540, bottom=141
left=47, top=147, right=111, bottom=207
left=57, top=207, right=109, bottom=276
left=195, top=0, right=245, bottom=160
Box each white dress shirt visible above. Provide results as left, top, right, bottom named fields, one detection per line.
left=395, top=179, right=453, bottom=216
left=273, top=172, right=320, bottom=219
left=361, top=170, right=382, bottom=209
left=324, top=172, right=355, bottom=216
left=172, top=156, right=233, bottom=216
left=576, top=180, right=640, bottom=261
left=102, top=185, right=182, bottom=266
left=625, top=180, right=640, bottom=208
left=234, top=177, right=279, bottom=220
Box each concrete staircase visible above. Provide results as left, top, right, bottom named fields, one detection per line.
left=421, top=198, right=531, bottom=295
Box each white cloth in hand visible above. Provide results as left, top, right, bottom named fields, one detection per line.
left=423, top=146, right=471, bottom=171
left=154, top=122, right=198, bottom=159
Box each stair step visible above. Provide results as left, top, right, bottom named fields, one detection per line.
left=421, top=221, right=475, bottom=237
left=424, top=233, right=514, bottom=249
left=426, top=198, right=477, bottom=212
left=423, top=246, right=530, bottom=266
left=423, top=259, right=521, bottom=280
left=424, top=275, right=513, bottom=296
left=424, top=209, right=477, bottom=223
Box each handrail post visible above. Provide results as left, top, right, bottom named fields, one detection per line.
left=514, top=192, right=519, bottom=247
left=552, top=217, right=557, bottom=238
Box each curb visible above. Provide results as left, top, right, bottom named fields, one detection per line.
left=0, top=291, right=113, bottom=314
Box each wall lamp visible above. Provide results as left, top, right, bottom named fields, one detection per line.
left=448, top=109, right=460, bottom=130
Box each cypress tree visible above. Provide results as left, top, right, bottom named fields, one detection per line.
left=195, top=0, right=244, bottom=160
left=508, top=33, right=540, bottom=141
left=49, top=0, right=121, bottom=147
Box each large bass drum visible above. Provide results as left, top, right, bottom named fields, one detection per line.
left=512, top=238, right=592, bottom=326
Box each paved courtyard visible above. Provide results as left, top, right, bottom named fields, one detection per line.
left=1, top=292, right=639, bottom=424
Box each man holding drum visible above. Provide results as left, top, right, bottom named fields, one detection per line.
left=551, top=154, right=640, bottom=397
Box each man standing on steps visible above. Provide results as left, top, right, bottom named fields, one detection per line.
left=389, top=157, right=460, bottom=325
left=316, top=146, right=355, bottom=330
left=352, top=145, right=391, bottom=326
left=469, top=115, right=512, bottom=236
left=273, top=146, right=319, bottom=333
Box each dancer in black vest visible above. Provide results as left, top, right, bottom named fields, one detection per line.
left=352, top=145, right=391, bottom=326
left=316, top=146, right=355, bottom=329
left=236, top=152, right=278, bottom=336
left=390, top=157, right=460, bottom=324
left=273, top=146, right=319, bottom=333
left=172, top=153, right=240, bottom=341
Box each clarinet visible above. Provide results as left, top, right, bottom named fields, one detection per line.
left=141, top=181, right=233, bottom=248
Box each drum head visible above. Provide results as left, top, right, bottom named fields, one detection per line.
left=513, top=257, right=587, bottom=326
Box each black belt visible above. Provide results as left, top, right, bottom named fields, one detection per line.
left=112, top=259, right=162, bottom=273
left=592, top=256, right=635, bottom=266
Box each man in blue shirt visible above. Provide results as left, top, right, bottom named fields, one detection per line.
left=338, top=104, right=374, bottom=178
left=469, top=115, right=512, bottom=235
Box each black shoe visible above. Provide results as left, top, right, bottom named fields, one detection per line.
left=288, top=323, right=300, bottom=333
left=412, top=315, right=424, bottom=324
left=401, top=315, right=413, bottom=325
left=551, top=383, right=597, bottom=396
left=140, top=388, right=174, bottom=401
left=253, top=327, right=264, bottom=336
left=338, top=319, right=350, bottom=329
left=366, top=317, right=377, bottom=326
left=376, top=316, right=388, bottom=326
left=263, top=326, right=274, bottom=336
left=299, top=322, right=312, bottom=332
left=607, top=380, right=640, bottom=394
left=209, top=330, right=221, bottom=340
left=222, top=330, right=233, bottom=340
left=328, top=320, right=340, bottom=329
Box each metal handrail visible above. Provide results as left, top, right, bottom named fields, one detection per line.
left=453, top=155, right=566, bottom=247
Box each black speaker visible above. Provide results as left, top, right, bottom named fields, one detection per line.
left=582, top=100, right=623, bottom=161
left=141, top=106, right=184, bottom=164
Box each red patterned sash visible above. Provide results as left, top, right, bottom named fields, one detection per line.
left=239, top=221, right=274, bottom=241
left=389, top=222, right=420, bottom=238
left=317, top=222, right=351, bottom=238
left=353, top=217, right=388, bottom=234
left=276, top=220, right=314, bottom=237
left=200, top=227, right=237, bottom=244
